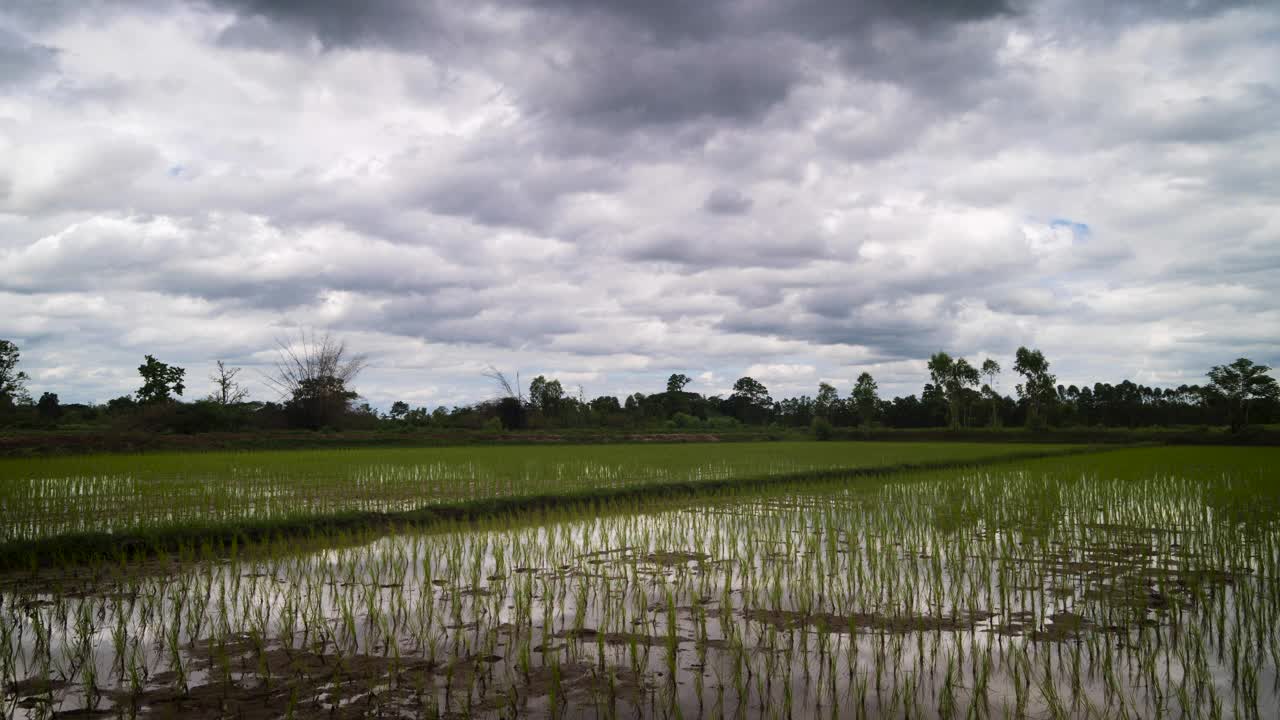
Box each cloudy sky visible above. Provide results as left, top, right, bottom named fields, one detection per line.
left=1, top=0, right=1277, bottom=409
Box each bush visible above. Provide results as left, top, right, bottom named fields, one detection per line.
left=482, top=417, right=504, bottom=433
left=108, top=396, right=207, bottom=432
left=121, top=400, right=257, bottom=433
left=811, top=416, right=834, bottom=440
left=671, top=412, right=704, bottom=429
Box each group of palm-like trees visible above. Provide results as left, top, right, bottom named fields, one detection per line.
left=928, top=346, right=1060, bottom=430
left=926, top=348, right=1277, bottom=432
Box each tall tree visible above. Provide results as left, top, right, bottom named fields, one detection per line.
left=927, top=352, right=980, bottom=428
left=208, top=360, right=249, bottom=405
left=729, top=376, right=772, bottom=424
left=814, top=382, right=839, bottom=418
left=851, top=373, right=879, bottom=427
left=388, top=401, right=410, bottom=420
left=137, top=355, right=186, bottom=403
left=37, top=392, right=60, bottom=420
left=980, top=358, right=1002, bottom=427
left=528, top=375, right=565, bottom=418
left=589, top=396, right=622, bottom=415
left=0, top=339, right=31, bottom=407
left=1013, top=347, right=1056, bottom=428
left=666, top=373, right=692, bottom=393
left=1206, top=357, right=1278, bottom=432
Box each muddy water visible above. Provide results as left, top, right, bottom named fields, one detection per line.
left=3, top=468, right=1278, bottom=718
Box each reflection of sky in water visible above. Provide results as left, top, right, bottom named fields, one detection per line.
left=4, top=468, right=1276, bottom=718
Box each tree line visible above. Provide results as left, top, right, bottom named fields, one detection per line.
left=0, top=336, right=1276, bottom=435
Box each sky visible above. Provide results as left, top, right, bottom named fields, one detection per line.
left=1, top=0, right=1277, bottom=410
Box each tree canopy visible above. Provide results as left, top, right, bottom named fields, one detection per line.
left=137, top=355, right=186, bottom=403
left=852, top=372, right=880, bottom=426
left=528, top=376, right=566, bottom=416
left=666, top=373, right=692, bottom=393
left=1207, top=358, right=1278, bottom=431
left=928, top=352, right=979, bottom=428
left=728, top=376, right=772, bottom=423
left=1013, top=346, right=1057, bottom=428
left=0, top=339, right=30, bottom=408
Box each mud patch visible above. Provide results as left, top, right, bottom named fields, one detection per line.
left=743, top=607, right=995, bottom=635
left=643, top=550, right=710, bottom=567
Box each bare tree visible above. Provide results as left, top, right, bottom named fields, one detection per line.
left=482, top=365, right=523, bottom=403
left=209, top=360, right=249, bottom=405
left=266, top=331, right=367, bottom=397
left=265, top=331, right=368, bottom=428
left=483, top=365, right=527, bottom=430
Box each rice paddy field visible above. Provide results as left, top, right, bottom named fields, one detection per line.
left=0, top=441, right=1076, bottom=544
left=2, top=443, right=1278, bottom=719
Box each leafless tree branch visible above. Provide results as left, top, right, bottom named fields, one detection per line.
left=483, top=365, right=524, bottom=403
left=263, top=330, right=368, bottom=401
left=209, top=360, right=249, bottom=404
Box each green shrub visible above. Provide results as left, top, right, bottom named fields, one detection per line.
left=811, top=416, right=834, bottom=440
left=672, top=412, right=703, bottom=429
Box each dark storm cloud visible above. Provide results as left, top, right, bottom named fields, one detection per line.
left=703, top=187, right=753, bottom=215
left=1052, top=0, right=1261, bottom=23
left=521, top=0, right=727, bottom=40
left=207, top=0, right=452, bottom=51
left=199, top=0, right=1017, bottom=50
left=718, top=304, right=957, bottom=363
left=624, top=232, right=832, bottom=269
left=183, top=0, right=1025, bottom=134
left=524, top=0, right=1015, bottom=38
left=0, top=26, right=58, bottom=88
left=835, top=22, right=1015, bottom=106
left=400, top=142, right=625, bottom=232
left=385, top=305, right=582, bottom=349
left=524, top=36, right=808, bottom=129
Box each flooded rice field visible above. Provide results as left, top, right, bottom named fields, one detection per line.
left=0, top=442, right=1073, bottom=543
left=3, top=448, right=1278, bottom=718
